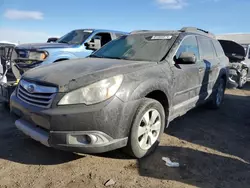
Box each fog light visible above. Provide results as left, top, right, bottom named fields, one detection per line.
left=67, top=132, right=111, bottom=146
left=76, top=135, right=90, bottom=144
left=68, top=134, right=98, bottom=145
left=86, top=134, right=98, bottom=144
left=68, top=135, right=88, bottom=145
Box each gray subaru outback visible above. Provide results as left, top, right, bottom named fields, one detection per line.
left=10, top=27, right=229, bottom=158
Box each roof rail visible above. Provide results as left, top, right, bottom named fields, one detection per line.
left=180, top=27, right=215, bottom=38
left=130, top=30, right=150, bottom=34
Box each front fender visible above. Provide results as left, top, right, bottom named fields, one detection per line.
left=116, top=78, right=172, bottom=107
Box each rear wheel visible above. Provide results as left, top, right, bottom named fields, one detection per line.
left=209, top=78, right=226, bottom=109
left=124, top=98, right=165, bottom=158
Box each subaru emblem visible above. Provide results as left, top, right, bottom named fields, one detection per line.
left=27, top=84, right=35, bottom=93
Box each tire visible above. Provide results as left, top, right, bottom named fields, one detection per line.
left=124, top=98, right=165, bottom=158
left=209, top=78, right=226, bottom=109
left=238, top=68, right=248, bottom=89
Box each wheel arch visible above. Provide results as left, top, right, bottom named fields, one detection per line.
left=145, top=90, right=170, bottom=119
left=53, top=58, right=69, bottom=63
left=218, top=68, right=228, bottom=85
left=127, top=80, right=172, bottom=120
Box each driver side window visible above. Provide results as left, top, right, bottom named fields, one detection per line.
left=176, top=36, right=200, bottom=60
left=90, top=33, right=112, bottom=47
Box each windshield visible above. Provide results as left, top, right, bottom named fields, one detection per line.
left=57, top=30, right=92, bottom=45
left=92, top=34, right=176, bottom=62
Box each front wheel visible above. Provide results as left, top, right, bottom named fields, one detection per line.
left=209, top=78, right=226, bottom=109
left=124, top=98, right=165, bottom=158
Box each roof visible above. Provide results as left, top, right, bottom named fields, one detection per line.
left=74, top=29, right=128, bottom=35
left=130, top=27, right=215, bottom=38
left=0, top=41, right=17, bottom=46
left=216, top=33, right=250, bottom=45
left=130, top=30, right=181, bottom=35
left=0, top=43, right=16, bottom=47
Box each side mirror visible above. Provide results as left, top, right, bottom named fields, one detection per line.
left=47, top=37, right=58, bottom=43
left=84, top=37, right=101, bottom=51
left=177, top=52, right=196, bottom=64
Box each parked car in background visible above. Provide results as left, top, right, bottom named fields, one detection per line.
left=0, top=43, right=17, bottom=103
left=14, top=29, right=127, bottom=73
left=218, top=40, right=248, bottom=88
left=0, top=29, right=127, bottom=103
left=11, top=27, right=229, bottom=158
left=217, top=33, right=250, bottom=82
left=0, top=42, right=16, bottom=84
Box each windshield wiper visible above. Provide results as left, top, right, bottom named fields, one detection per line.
left=89, top=55, right=128, bottom=60
left=89, top=54, right=104, bottom=58
left=58, top=40, right=69, bottom=44
left=104, top=56, right=126, bottom=60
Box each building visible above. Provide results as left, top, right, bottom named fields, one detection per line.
left=216, top=33, right=250, bottom=45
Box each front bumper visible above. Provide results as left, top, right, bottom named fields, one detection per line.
left=10, top=91, right=139, bottom=153
left=15, top=118, right=127, bottom=153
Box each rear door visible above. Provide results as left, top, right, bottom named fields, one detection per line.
left=197, top=36, right=220, bottom=101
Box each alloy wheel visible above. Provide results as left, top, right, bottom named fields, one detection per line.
left=137, top=109, right=161, bottom=150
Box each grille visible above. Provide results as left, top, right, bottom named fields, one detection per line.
left=17, top=79, right=57, bottom=108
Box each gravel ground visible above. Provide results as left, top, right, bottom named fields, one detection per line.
left=0, top=84, right=250, bottom=188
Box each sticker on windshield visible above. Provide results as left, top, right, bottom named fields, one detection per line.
left=84, top=30, right=93, bottom=33
left=151, top=36, right=172, bottom=40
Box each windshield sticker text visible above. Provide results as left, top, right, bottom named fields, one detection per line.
left=84, top=30, right=93, bottom=33
left=151, top=36, right=172, bottom=40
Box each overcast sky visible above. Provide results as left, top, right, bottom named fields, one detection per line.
left=0, top=0, right=249, bottom=44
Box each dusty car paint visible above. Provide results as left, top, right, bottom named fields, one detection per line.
left=10, top=29, right=229, bottom=156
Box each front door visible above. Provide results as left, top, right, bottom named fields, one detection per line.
left=171, top=35, right=202, bottom=117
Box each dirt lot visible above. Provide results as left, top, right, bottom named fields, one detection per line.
left=0, top=84, right=250, bottom=188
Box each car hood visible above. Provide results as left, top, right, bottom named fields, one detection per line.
left=22, top=58, right=156, bottom=92
left=15, top=42, right=78, bottom=50
left=218, top=40, right=246, bottom=62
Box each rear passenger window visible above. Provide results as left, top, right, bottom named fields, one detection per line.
left=198, top=37, right=216, bottom=59
left=176, top=36, right=200, bottom=59
left=212, top=40, right=225, bottom=57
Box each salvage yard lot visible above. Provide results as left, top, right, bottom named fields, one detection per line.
left=0, top=85, right=250, bottom=188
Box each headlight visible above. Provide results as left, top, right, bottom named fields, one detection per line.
left=29, top=51, right=47, bottom=61
left=58, top=75, right=123, bottom=105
